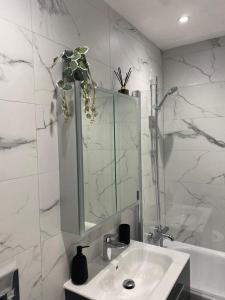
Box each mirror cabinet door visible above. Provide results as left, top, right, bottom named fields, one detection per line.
left=82, top=90, right=117, bottom=231
left=114, top=94, right=141, bottom=211
left=59, top=86, right=140, bottom=235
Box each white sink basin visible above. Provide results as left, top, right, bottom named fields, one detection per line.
left=64, top=240, right=189, bottom=300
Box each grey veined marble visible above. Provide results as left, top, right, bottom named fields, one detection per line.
left=163, top=37, right=225, bottom=252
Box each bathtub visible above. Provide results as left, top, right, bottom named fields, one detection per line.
left=164, top=240, right=225, bottom=299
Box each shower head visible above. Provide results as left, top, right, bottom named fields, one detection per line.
left=167, top=86, right=178, bottom=95
left=155, top=86, right=178, bottom=110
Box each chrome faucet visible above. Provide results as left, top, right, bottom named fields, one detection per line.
left=103, top=234, right=128, bottom=261
left=146, top=226, right=174, bottom=247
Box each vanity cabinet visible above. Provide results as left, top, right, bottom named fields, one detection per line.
left=167, top=259, right=190, bottom=300
left=65, top=290, right=88, bottom=300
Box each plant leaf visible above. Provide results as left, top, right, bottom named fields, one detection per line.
left=78, top=61, right=88, bottom=70
left=51, top=56, right=59, bottom=68
left=63, top=67, right=73, bottom=77
left=63, top=83, right=72, bottom=90
left=57, top=80, right=64, bottom=88
left=71, top=52, right=81, bottom=61
left=70, top=60, right=78, bottom=71
left=76, top=46, right=89, bottom=54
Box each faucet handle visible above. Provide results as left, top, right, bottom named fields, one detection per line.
left=161, top=226, right=169, bottom=234
left=103, top=234, right=115, bottom=243
left=145, top=232, right=153, bottom=242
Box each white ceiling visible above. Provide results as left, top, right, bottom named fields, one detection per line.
left=105, top=0, right=225, bottom=50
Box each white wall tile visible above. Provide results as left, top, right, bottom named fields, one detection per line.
left=0, top=0, right=31, bottom=30
left=0, top=19, right=34, bottom=103
left=0, top=101, right=37, bottom=181
left=39, top=171, right=60, bottom=241
left=66, top=0, right=110, bottom=66
left=212, top=46, right=225, bottom=82
left=0, top=2, right=163, bottom=299
left=31, top=0, right=80, bottom=48
left=164, top=117, right=225, bottom=151
left=0, top=176, right=40, bottom=263
left=163, top=82, right=225, bottom=120
left=163, top=49, right=215, bottom=89
left=33, top=33, right=65, bottom=106
left=37, top=118, right=59, bottom=174
left=41, top=234, right=69, bottom=300
left=163, top=36, right=225, bottom=252
left=16, top=245, right=42, bottom=300
left=165, top=150, right=225, bottom=185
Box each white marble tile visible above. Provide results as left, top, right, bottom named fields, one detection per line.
left=66, top=0, right=110, bottom=66
left=31, top=0, right=80, bottom=48
left=165, top=150, right=225, bottom=185
left=0, top=19, right=34, bottom=103
left=36, top=104, right=59, bottom=174
left=163, top=49, right=215, bottom=89
left=16, top=245, right=42, bottom=300
left=212, top=45, right=225, bottom=82
left=0, top=101, right=37, bottom=181
left=163, top=82, right=225, bottom=120
left=0, top=176, right=40, bottom=263
left=163, top=36, right=225, bottom=253
left=165, top=181, right=225, bottom=250
left=88, top=57, right=112, bottom=90
left=109, top=13, right=154, bottom=91
left=0, top=0, right=31, bottom=30
left=163, top=38, right=216, bottom=58
left=164, top=117, right=225, bottom=152
left=39, top=171, right=60, bottom=241
left=33, top=33, right=66, bottom=106
left=0, top=2, right=164, bottom=300
left=42, top=233, right=69, bottom=300
left=166, top=203, right=212, bottom=246
left=108, top=8, right=162, bottom=65
left=86, top=0, right=109, bottom=13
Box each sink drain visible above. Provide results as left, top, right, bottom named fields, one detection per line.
left=123, top=279, right=135, bottom=289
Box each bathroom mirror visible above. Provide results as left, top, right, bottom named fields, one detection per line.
left=58, top=83, right=141, bottom=235
left=114, top=93, right=141, bottom=211
left=82, top=89, right=117, bottom=231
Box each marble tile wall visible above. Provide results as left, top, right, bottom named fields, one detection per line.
left=163, top=37, right=225, bottom=251
left=0, top=1, right=162, bottom=299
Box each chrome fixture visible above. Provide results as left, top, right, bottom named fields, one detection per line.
left=155, top=86, right=178, bottom=111
left=146, top=226, right=174, bottom=247
left=123, top=279, right=135, bottom=289
left=103, top=234, right=128, bottom=261
left=148, top=78, right=177, bottom=246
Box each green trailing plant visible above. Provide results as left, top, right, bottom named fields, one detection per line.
left=51, top=46, right=97, bottom=121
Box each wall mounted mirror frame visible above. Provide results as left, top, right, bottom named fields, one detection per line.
left=58, top=81, right=142, bottom=236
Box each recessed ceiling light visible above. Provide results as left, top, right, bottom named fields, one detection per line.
left=178, top=15, right=190, bottom=24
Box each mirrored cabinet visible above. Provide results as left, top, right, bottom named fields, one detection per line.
left=58, top=83, right=141, bottom=235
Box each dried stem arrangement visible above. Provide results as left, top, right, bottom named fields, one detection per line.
left=114, top=67, right=132, bottom=95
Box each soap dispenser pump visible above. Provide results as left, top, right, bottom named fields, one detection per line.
left=71, top=245, right=89, bottom=285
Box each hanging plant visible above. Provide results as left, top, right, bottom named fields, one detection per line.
left=51, top=46, right=97, bottom=121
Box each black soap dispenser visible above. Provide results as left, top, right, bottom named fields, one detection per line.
left=71, top=245, right=89, bottom=285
